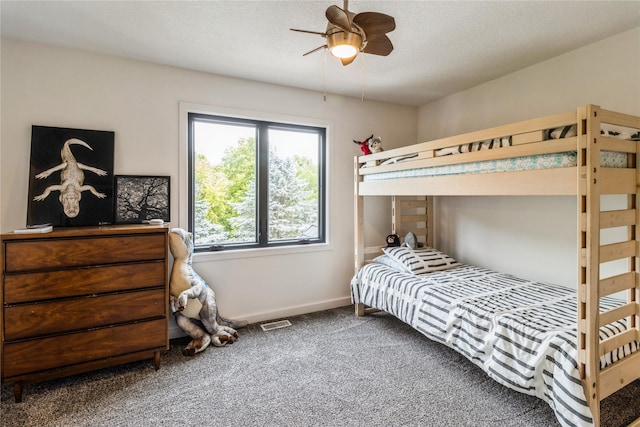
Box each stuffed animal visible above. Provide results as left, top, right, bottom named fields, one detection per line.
left=169, top=228, right=247, bottom=356
left=386, top=234, right=400, bottom=247
left=353, top=134, right=373, bottom=155
left=369, top=136, right=384, bottom=153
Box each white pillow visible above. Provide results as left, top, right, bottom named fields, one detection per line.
left=382, top=246, right=460, bottom=275
left=372, top=254, right=406, bottom=271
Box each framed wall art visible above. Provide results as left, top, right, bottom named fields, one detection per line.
left=27, top=125, right=115, bottom=227
left=114, top=175, right=170, bottom=224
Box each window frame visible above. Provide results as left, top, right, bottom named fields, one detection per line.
left=186, top=109, right=327, bottom=253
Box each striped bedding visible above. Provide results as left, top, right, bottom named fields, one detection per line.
left=350, top=263, right=639, bottom=427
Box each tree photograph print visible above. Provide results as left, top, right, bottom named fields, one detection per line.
left=114, top=175, right=170, bottom=223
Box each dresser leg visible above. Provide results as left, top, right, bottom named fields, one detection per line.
left=13, top=382, right=23, bottom=403
left=153, top=351, right=161, bottom=370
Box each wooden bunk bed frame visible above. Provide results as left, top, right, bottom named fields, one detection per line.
left=353, top=105, right=640, bottom=427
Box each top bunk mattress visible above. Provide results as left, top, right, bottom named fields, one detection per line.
left=363, top=150, right=628, bottom=181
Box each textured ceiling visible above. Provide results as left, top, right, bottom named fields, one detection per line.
left=2, top=1, right=639, bottom=106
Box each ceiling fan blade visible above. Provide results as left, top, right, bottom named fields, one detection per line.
left=326, top=5, right=352, bottom=32
left=290, top=28, right=327, bottom=36
left=303, top=45, right=327, bottom=56
left=340, top=55, right=358, bottom=66
left=362, top=34, right=393, bottom=56
left=353, top=12, right=396, bottom=40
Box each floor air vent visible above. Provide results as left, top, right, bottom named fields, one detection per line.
left=260, top=320, right=292, bottom=331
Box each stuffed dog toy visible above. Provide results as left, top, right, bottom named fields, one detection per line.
left=169, top=228, right=247, bottom=356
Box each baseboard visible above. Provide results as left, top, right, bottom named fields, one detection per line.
left=237, top=296, right=353, bottom=325
left=169, top=296, right=352, bottom=339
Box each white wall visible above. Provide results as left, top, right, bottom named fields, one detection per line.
left=0, top=38, right=416, bottom=333
left=417, top=27, right=640, bottom=287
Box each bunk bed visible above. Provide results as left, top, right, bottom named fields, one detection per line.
left=351, top=105, right=640, bottom=427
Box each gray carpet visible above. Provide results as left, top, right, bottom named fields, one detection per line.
left=1, top=306, right=639, bottom=427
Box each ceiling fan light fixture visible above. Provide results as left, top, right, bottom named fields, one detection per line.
left=328, top=32, right=362, bottom=59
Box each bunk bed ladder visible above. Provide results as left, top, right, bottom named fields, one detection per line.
left=578, top=105, right=640, bottom=427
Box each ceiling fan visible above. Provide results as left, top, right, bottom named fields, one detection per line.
left=290, top=0, right=396, bottom=66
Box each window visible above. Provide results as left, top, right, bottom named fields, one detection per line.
left=188, top=113, right=326, bottom=252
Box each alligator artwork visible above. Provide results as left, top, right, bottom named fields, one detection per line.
left=32, top=138, right=108, bottom=218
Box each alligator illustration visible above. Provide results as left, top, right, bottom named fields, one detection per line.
left=33, top=138, right=107, bottom=218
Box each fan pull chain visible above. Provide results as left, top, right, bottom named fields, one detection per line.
left=361, top=53, right=365, bottom=102
left=323, top=48, right=327, bottom=102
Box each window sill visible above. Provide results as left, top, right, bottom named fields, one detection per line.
left=192, top=241, right=332, bottom=263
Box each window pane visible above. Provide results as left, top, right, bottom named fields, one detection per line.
left=193, top=121, right=256, bottom=246
left=268, top=128, right=319, bottom=241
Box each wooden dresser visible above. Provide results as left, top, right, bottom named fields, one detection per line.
left=1, top=225, right=169, bottom=402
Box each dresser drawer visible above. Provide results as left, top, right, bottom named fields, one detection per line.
left=3, top=261, right=165, bottom=304
left=2, top=318, right=167, bottom=379
left=4, top=288, right=165, bottom=341
left=4, top=234, right=166, bottom=272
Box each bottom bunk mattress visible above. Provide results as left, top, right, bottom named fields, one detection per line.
left=350, top=261, right=639, bottom=427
